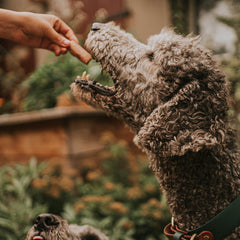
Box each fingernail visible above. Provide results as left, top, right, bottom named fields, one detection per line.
left=63, top=39, right=70, bottom=46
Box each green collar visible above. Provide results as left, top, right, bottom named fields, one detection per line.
left=174, top=194, right=240, bottom=239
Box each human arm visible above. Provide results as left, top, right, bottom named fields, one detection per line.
left=0, top=9, right=79, bottom=56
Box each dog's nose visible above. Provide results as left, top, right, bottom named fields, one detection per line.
left=34, top=214, right=59, bottom=231
left=91, top=22, right=102, bottom=31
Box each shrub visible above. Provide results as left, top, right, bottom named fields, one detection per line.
left=0, top=139, right=170, bottom=240
left=0, top=158, right=47, bottom=240
left=61, top=139, right=171, bottom=240
left=22, top=53, right=113, bottom=111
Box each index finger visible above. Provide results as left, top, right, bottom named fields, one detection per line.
left=56, top=20, right=79, bottom=43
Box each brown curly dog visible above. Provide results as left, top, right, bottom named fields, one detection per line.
left=71, top=22, right=240, bottom=239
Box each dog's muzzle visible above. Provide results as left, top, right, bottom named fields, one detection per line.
left=75, top=78, right=116, bottom=96
left=34, top=214, right=59, bottom=231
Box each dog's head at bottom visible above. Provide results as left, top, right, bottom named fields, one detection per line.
left=26, top=213, right=108, bottom=240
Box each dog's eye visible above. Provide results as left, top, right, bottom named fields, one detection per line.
left=91, top=23, right=101, bottom=32
left=147, top=52, right=154, bottom=61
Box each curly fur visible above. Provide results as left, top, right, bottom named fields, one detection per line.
left=71, top=22, right=240, bottom=239
left=26, top=213, right=109, bottom=240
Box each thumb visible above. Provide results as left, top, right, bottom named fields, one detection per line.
left=46, top=27, right=70, bottom=47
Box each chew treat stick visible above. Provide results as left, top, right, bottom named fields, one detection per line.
left=69, top=41, right=92, bottom=64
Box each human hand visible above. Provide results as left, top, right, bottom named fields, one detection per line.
left=0, top=9, right=79, bottom=56
left=15, top=12, right=79, bottom=56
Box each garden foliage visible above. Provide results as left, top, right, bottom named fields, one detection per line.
left=0, top=137, right=170, bottom=240
left=22, top=54, right=113, bottom=111
left=0, top=158, right=47, bottom=240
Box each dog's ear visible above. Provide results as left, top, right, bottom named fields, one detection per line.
left=134, top=80, right=227, bottom=160
left=71, top=225, right=109, bottom=240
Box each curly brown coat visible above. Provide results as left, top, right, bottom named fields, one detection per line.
left=71, top=22, right=240, bottom=239
left=26, top=213, right=109, bottom=240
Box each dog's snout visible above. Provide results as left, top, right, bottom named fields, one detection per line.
left=34, top=214, right=59, bottom=231
left=91, top=22, right=102, bottom=31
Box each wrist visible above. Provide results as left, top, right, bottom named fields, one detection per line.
left=0, top=9, right=22, bottom=41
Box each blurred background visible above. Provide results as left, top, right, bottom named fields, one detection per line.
left=0, top=0, right=240, bottom=239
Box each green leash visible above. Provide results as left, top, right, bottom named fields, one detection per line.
left=174, top=194, right=240, bottom=239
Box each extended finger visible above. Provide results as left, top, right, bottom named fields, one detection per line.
left=54, top=18, right=78, bottom=43
left=45, top=21, right=71, bottom=48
